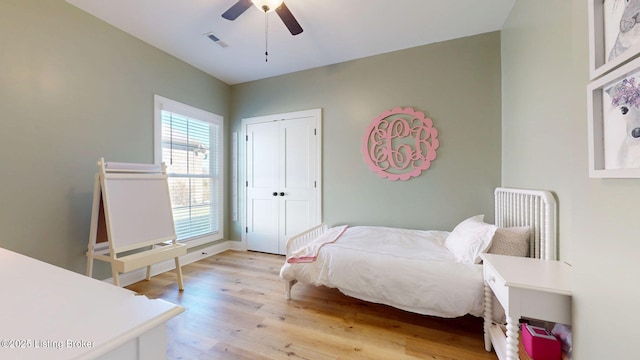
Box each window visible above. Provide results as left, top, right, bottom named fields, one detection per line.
left=154, top=95, right=223, bottom=247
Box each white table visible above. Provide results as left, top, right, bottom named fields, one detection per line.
left=480, top=253, right=572, bottom=360
left=0, top=247, right=183, bottom=360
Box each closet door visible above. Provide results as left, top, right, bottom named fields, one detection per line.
left=246, top=121, right=280, bottom=253
left=245, top=110, right=321, bottom=255
left=278, top=117, right=318, bottom=253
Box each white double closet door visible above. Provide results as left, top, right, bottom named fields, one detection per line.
left=244, top=109, right=321, bottom=255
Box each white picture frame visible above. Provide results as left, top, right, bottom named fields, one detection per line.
left=587, top=55, right=640, bottom=178
left=589, top=0, right=640, bottom=80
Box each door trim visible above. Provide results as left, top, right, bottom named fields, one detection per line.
left=241, top=109, right=323, bottom=251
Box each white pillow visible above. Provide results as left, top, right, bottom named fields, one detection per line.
left=445, top=215, right=497, bottom=264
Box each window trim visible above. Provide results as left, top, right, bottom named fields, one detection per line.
left=153, top=95, right=224, bottom=248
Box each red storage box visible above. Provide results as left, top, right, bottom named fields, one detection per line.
left=521, top=323, right=561, bottom=360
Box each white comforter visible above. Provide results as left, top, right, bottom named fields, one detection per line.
left=279, top=226, right=485, bottom=318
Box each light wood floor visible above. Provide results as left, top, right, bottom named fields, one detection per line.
left=126, top=250, right=498, bottom=360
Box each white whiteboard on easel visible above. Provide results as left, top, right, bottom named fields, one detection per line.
left=102, top=174, right=175, bottom=253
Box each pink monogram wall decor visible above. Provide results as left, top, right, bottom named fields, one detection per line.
left=362, top=107, right=439, bottom=181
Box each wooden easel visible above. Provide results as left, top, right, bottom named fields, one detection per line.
left=86, top=158, right=186, bottom=290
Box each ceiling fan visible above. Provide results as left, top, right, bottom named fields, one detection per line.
left=222, top=0, right=303, bottom=36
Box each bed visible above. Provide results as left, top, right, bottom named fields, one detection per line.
left=279, top=187, right=557, bottom=318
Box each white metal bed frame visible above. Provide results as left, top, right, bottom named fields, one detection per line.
left=494, top=187, right=557, bottom=261
left=283, top=187, right=558, bottom=300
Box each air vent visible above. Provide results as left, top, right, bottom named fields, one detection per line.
left=204, top=32, right=228, bottom=48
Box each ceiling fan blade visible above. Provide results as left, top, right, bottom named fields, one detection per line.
left=221, top=0, right=252, bottom=20
left=275, top=2, right=303, bottom=35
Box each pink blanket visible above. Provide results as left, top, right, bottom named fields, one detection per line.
left=287, top=225, right=348, bottom=263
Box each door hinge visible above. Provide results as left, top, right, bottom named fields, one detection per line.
left=314, top=128, right=317, bottom=135
left=246, top=181, right=248, bottom=187
left=246, top=135, right=249, bottom=141
left=245, top=227, right=248, bottom=233
left=314, top=181, right=317, bottom=188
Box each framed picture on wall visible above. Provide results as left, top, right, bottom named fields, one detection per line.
left=587, top=55, right=640, bottom=178
left=589, top=0, right=640, bottom=80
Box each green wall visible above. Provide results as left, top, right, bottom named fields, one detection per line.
left=502, top=0, right=640, bottom=357
left=0, top=0, right=230, bottom=277
left=230, top=32, right=503, bottom=242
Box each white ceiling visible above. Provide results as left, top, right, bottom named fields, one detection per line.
left=66, top=0, right=516, bottom=85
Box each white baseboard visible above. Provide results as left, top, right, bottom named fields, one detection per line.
left=103, top=240, right=245, bottom=288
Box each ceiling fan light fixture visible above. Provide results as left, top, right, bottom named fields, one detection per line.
left=251, top=0, right=283, bottom=12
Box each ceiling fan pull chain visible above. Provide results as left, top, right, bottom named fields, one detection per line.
left=264, top=11, right=269, bottom=62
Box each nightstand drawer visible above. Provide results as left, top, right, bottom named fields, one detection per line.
left=484, top=262, right=508, bottom=307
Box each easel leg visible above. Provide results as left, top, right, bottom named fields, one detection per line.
left=146, top=245, right=153, bottom=280
left=112, top=266, right=120, bottom=287
left=174, top=257, right=184, bottom=291
left=86, top=255, right=94, bottom=278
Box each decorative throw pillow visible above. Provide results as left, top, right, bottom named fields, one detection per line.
left=488, top=226, right=531, bottom=257
left=445, top=215, right=497, bottom=264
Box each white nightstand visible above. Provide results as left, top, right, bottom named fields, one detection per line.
left=480, top=253, right=572, bottom=360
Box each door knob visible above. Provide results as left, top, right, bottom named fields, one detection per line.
left=272, top=192, right=278, bottom=196
left=279, top=192, right=285, bottom=196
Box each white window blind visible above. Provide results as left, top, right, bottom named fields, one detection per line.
left=154, top=95, right=223, bottom=246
